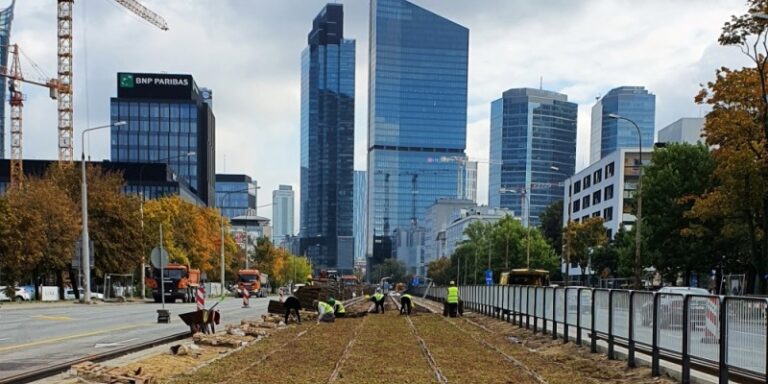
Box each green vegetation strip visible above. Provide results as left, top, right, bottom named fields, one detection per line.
left=411, top=314, right=542, bottom=384
left=335, top=312, right=439, bottom=384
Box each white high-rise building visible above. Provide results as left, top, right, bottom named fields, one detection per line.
left=658, top=118, right=705, bottom=145
left=272, top=185, right=294, bottom=247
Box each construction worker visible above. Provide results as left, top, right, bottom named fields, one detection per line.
left=371, top=289, right=385, bottom=313
left=283, top=295, right=302, bottom=324
left=446, top=281, right=459, bottom=318
left=400, top=293, right=413, bottom=315
left=329, top=298, right=346, bottom=318
left=314, top=300, right=335, bottom=323
left=306, top=274, right=314, bottom=286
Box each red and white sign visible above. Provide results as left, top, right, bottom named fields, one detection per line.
left=242, top=287, right=250, bottom=308
left=703, top=296, right=719, bottom=343
left=196, top=285, right=206, bottom=311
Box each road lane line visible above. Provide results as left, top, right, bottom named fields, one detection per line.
left=32, top=315, right=73, bottom=321
left=0, top=324, right=146, bottom=352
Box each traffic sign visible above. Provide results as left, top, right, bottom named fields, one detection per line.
left=150, top=247, right=169, bottom=268
left=485, top=269, right=493, bottom=286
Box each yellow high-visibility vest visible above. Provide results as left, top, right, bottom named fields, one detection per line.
left=446, top=286, right=459, bottom=304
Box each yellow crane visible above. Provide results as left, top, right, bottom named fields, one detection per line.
left=56, top=0, right=168, bottom=163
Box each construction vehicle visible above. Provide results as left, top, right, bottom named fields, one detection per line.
left=237, top=269, right=262, bottom=298
left=501, top=269, right=550, bottom=286
left=146, top=264, right=201, bottom=303
left=340, top=275, right=360, bottom=287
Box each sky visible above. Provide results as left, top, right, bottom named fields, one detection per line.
left=6, top=0, right=753, bottom=229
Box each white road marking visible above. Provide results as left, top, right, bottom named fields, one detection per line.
left=94, top=338, right=139, bottom=349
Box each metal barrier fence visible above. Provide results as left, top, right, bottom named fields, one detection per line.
left=411, top=285, right=768, bottom=384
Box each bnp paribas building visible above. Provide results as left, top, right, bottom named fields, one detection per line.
left=110, top=72, right=216, bottom=206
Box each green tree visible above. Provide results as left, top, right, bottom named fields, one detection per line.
left=642, top=143, right=719, bottom=283
left=371, top=258, right=407, bottom=285
left=539, top=200, right=564, bottom=256
left=564, top=217, right=608, bottom=281
left=274, top=254, right=312, bottom=287
left=427, top=257, right=453, bottom=285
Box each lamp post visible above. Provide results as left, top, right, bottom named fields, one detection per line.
left=80, top=121, right=126, bottom=303
left=219, top=187, right=254, bottom=295
left=608, top=113, right=643, bottom=289
left=138, top=151, right=195, bottom=300
left=551, top=166, right=572, bottom=285
left=500, top=187, right=531, bottom=268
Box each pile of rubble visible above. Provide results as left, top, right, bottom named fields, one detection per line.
left=70, top=361, right=155, bottom=384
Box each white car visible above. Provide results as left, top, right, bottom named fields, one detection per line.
left=64, top=288, right=104, bottom=301
left=0, top=286, right=32, bottom=301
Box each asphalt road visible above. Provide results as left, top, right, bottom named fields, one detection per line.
left=0, top=296, right=270, bottom=381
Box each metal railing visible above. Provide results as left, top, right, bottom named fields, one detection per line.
left=411, top=284, right=768, bottom=384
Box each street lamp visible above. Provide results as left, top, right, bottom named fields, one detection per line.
left=551, top=166, right=573, bottom=285
left=137, top=151, right=196, bottom=300
left=500, top=187, right=531, bottom=268
left=81, top=121, right=126, bottom=303
left=608, top=113, right=644, bottom=289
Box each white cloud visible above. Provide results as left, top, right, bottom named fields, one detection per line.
left=7, top=0, right=754, bottom=224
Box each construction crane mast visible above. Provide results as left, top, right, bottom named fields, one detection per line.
left=56, top=0, right=168, bottom=164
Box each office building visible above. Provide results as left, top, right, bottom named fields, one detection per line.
left=488, top=88, right=577, bottom=228
left=658, top=118, right=705, bottom=145
left=110, top=72, right=215, bottom=206
left=367, top=0, right=469, bottom=270
left=353, top=171, right=367, bottom=261
left=561, top=148, right=652, bottom=276
left=444, top=206, right=513, bottom=258
left=0, top=1, right=13, bottom=159
left=272, top=185, right=295, bottom=247
left=215, top=174, right=257, bottom=220
left=300, top=4, right=356, bottom=271
left=0, top=159, right=202, bottom=205
left=461, top=161, right=478, bottom=202
left=424, top=198, right=476, bottom=265
left=590, top=86, right=655, bottom=163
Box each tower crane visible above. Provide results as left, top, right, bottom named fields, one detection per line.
left=56, top=0, right=168, bottom=164
left=0, top=44, right=59, bottom=188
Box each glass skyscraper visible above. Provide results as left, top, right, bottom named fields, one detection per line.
left=0, top=0, right=14, bottom=159
left=272, top=185, right=295, bottom=247
left=590, top=86, right=655, bottom=163
left=353, top=170, right=367, bottom=261
left=488, top=88, right=577, bottom=228
left=215, top=174, right=257, bottom=220
left=300, top=4, right=355, bottom=271
left=110, top=72, right=215, bottom=206
left=367, top=0, right=469, bottom=268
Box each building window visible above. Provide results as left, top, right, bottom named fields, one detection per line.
left=574, top=180, right=581, bottom=194
left=583, top=175, right=591, bottom=188
left=582, top=196, right=590, bottom=209
left=593, top=191, right=601, bottom=205
left=604, top=185, right=614, bottom=200
left=603, top=207, right=614, bottom=221
left=594, top=169, right=602, bottom=183
left=605, top=162, right=615, bottom=178
left=582, top=215, right=589, bottom=222
left=592, top=211, right=600, bottom=218
left=573, top=199, right=581, bottom=212
left=606, top=229, right=613, bottom=239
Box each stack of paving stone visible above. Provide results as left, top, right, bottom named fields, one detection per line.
left=69, top=361, right=155, bottom=384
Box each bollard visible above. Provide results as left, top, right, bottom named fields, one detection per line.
left=196, top=285, right=206, bottom=311
left=242, top=287, right=250, bottom=308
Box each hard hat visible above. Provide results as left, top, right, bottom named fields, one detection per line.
left=450, top=281, right=455, bottom=285
left=365, top=294, right=370, bottom=299
left=307, top=274, right=313, bottom=279
left=328, top=298, right=336, bottom=306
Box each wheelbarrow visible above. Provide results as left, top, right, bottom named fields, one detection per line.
left=179, top=304, right=221, bottom=335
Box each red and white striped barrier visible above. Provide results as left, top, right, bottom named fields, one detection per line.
left=196, top=285, right=206, bottom=311
left=242, top=287, right=250, bottom=308
left=702, top=296, right=719, bottom=343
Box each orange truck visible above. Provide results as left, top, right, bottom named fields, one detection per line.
left=146, top=263, right=201, bottom=303
left=237, top=269, right=263, bottom=298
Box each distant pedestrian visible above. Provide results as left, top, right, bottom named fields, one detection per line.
left=284, top=296, right=302, bottom=324
left=400, top=293, right=413, bottom=315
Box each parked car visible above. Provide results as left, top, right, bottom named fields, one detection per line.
left=0, top=286, right=32, bottom=301
left=64, top=288, right=104, bottom=301
left=640, top=287, right=710, bottom=329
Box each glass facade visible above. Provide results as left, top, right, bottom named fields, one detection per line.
left=367, top=0, right=469, bottom=267
left=590, top=86, right=655, bottom=162
left=353, top=170, right=367, bottom=261
left=300, top=4, right=355, bottom=270
left=488, top=88, right=577, bottom=227
left=215, top=174, right=257, bottom=220
left=0, top=1, right=14, bottom=159
left=272, top=185, right=295, bottom=247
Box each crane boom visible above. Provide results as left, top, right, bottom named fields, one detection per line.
left=114, top=0, right=169, bottom=31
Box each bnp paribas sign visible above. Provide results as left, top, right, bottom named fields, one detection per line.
left=117, top=72, right=194, bottom=100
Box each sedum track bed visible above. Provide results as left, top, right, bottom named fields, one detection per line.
left=334, top=311, right=437, bottom=383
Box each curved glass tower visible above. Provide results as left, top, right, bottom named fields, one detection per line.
left=366, top=0, right=469, bottom=272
